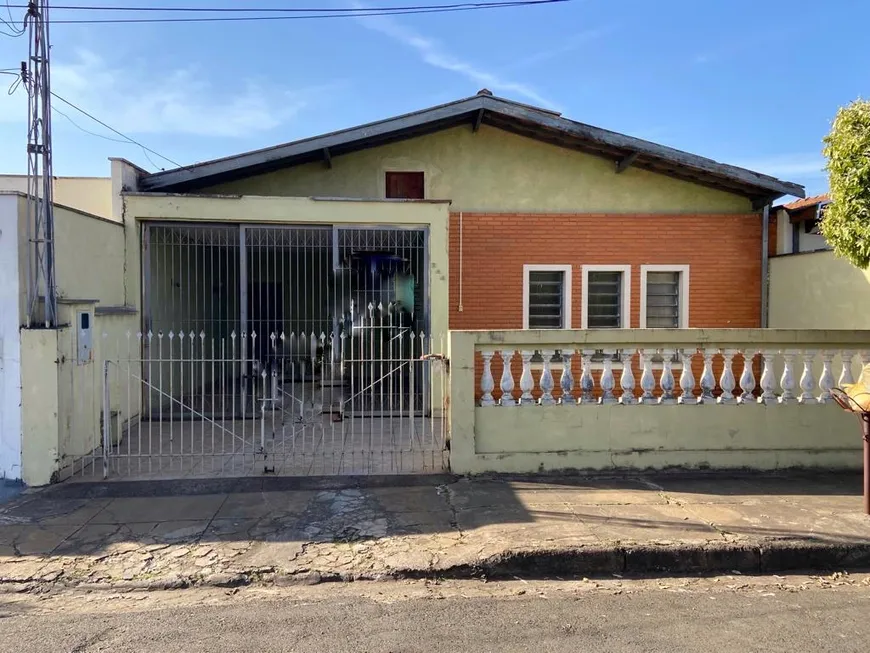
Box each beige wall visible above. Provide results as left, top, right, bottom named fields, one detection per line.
left=204, top=125, right=752, bottom=214
left=19, top=328, right=60, bottom=486
left=0, top=175, right=113, bottom=221
left=53, top=205, right=127, bottom=306
left=769, top=251, right=870, bottom=329
left=449, top=329, right=870, bottom=475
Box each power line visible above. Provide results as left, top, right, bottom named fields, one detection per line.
left=4, top=67, right=178, bottom=167
left=4, top=1, right=568, bottom=24
left=50, top=91, right=182, bottom=167
left=8, top=1, right=566, bottom=12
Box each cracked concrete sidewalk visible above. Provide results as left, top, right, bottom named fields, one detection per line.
left=2, top=473, right=870, bottom=591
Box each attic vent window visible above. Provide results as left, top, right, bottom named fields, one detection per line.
left=385, top=171, right=424, bottom=200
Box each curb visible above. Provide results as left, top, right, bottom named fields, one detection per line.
left=4, top=540, right=870, bottom=593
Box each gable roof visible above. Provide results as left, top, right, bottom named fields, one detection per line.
left=140, top=91, right=805, bottom=203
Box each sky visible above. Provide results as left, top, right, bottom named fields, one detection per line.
left=0, top=0, right=866, bottom=197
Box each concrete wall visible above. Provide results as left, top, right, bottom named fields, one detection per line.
left=19, top=328, right=59, bottom=486
left=204, top=125, right=753, bottom=215
left=449, top=329, right=870, bottom=475
left=0, top=175, right=113, bottom=221
left=769, top=251, right=870, bottom=329
left=52, top=205, right=127, bottom=307
left=0, top=195, right=22, bottom=481
left=773, top=207, right=830, bottom=255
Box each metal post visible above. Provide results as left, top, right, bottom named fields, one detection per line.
left=863, top=415, right=870, bottom=515
left=760, top=203, right=770, bottom=328
left=102, top=360, right=110, bottom=479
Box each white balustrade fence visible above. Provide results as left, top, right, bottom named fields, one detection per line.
left=477, top=346, right=861, bottom=407
left=450, top=329, right=870, bottom=475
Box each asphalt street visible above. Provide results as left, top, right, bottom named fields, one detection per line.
left=1, top=575, right=869, bottom=652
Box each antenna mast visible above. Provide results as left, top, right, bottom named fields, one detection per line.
left=23, top=0, right=57, bottom=328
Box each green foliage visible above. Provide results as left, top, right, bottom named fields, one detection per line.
left=821, top=99, right=870, bottom=268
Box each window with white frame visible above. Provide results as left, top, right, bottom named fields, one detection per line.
left=581, top=265, right=630, bottom=363
left=581, top=265, right=631, bottom=329
left=640, top=265, right=689, bottom=329
left=523, top=265, right=572, bottom=329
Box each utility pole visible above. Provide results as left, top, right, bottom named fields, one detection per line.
left=23, top=1, right=57, bottom=328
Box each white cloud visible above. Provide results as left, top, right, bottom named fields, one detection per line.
left=355, top=9, right=559, bottom=110
left=0, top=49, right=339, bottom=138
left=734, top=154, right=827, bottom=179
left=510, top=27, right=615, bottom=70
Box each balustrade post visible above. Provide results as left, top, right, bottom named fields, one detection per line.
left=499, top=350, right=516, bottom=407
left=658, top=349, right=676, bottom=404
left=678, top=348, right=696, bottom=405
left=599, top=350, right=617, bottom=404
left=758, top=351, right=777, bottom=404
left=717, top=349, right=737, bottom=404
left=560, top=350, right=575, bottom=406
left=818, top=351, right=835, bottom=404
left=779, top=350, right=797, bottom=404
left=840, top=350, right=856, bottom=388
left=639, top=349, right=656, bottom=404
left=480, top=350, right=496, bottom=407
left=698, top=350, right=716, bottom=404
left=738, top=350, right=757, bottom=404
left=579, top=349, right=595, bottom=404
left=619, top=350, right=636, bottom=405
left=539, top=350, right=556, bottom=405
left=519, top=351, right=535, bottom=406
left=799, top=350, right=818, bottom=404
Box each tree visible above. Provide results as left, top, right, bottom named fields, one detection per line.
left=820, top=99, right=870, bottom=268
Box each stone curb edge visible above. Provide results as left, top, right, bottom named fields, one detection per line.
left=3, top=540, right=870, bottom=593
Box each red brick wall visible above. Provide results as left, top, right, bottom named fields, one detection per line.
left=449, top=212, right=763, bottom=330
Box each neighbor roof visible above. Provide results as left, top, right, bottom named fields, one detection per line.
left=140, top=91, right=805, bottom=203
left=782, top=193, right=830, bottom=212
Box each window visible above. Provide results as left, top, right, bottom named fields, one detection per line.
left=581, top=265, right=630, bottom=329
left=385, top=171, right=424, bottom=199
left=640, top=265, right=689, bottom=328
left=523, top=265, right=572, bottom=329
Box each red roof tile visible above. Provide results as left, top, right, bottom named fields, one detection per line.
left=783, top=193, right=830, bottom=211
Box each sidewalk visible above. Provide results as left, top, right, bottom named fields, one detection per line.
left=2, top=473, right=870, bottom=591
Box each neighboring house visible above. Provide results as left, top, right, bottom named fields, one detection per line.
left=772, top=193, right=831, bottom=256
left=768, top=193, right=870, bottom=330
left=0, top=174, right=113, bottom=222
left=18, top=90, right=854, bottom=485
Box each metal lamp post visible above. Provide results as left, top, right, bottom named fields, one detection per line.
left=832, top=388, right=870, bottom=515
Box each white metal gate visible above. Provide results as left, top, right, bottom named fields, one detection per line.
left=92, top=222, right=447, bottom=480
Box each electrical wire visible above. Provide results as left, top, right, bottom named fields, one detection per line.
left=3, top=67, right=172, bottom=169
left=4, top=1, right=568, bottom=24
left=49, top=92, right=182, bottom=168
left=1, top=0, right=24, bottom=36
left=7, top=1, right=566, bottom=12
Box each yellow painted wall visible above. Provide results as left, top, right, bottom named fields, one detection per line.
left=448, top=329, right=870, bottom=475
left=53, top=206, right=127, bottom=306
left=0, top=175, right=113, bottom=221
left=204, top=125, right=752, bottom=214
left=19, top=328, right=59, bottom=486
left=769, top=251, right=870, bottom=329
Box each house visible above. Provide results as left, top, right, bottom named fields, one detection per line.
left=7, top=90, right=868, bottom=484
left=768, top=193, right=870, bottom=330
left=772, top=193, right=831, bottom=256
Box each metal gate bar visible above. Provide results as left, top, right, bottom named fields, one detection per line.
left=92, top=221, right=444, bottom=480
